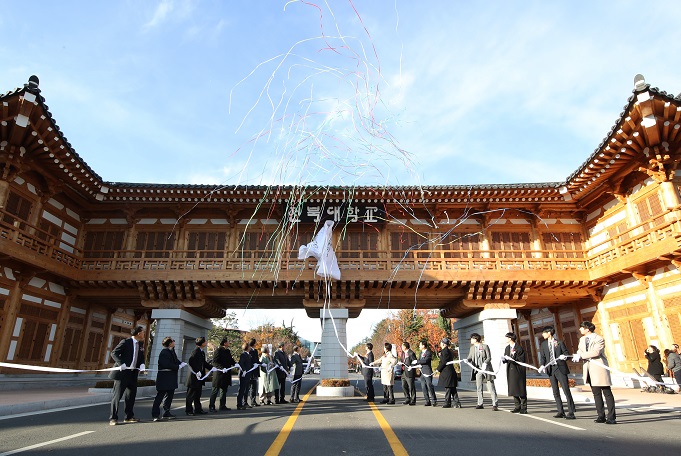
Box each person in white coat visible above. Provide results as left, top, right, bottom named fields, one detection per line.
left=371, top=343, right=398, bottom=404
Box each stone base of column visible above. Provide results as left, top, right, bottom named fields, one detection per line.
left=454, top=308, right=517, bottom=396
left=150, top=309, right=212, bottom=384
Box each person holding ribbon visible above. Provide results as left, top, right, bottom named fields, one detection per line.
left=539, top=326, right=575, bottom=420
left=466, top=333, right=498, bottom=411
left=258, top=346, right=280, bottom=405
left=152, top=336, right=185, bottom=422
left=400, top=341, right=417, bottom=405
left=357, top=343, right=375, bottom=402
left=502, top=332, right=527, bottom=414
left=372, top=342, right=398, bottom=404
left=108, top=325, right=146, bottom=426
left=237, top=342, right=254, bottom=410
left=274, top=341, right=291, bottom=404
left=248, top=338, right=260, bottom=408
left=436, top=338, right=461, bottom=408
left=417, top=340, right=437, bottom=407
left=289, top=345, right=304, bottom=403
left=209, top=336, right=236, bottom=412
left=185, top=337, right=212, bottom=416
left=573, top=321, right=616, bottom=424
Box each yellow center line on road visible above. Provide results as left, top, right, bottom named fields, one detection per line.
left=264, top=382, right=319, bottom=456
left=368, top=401, right=409, bottom=456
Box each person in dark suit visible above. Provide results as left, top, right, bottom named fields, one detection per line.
left=185, top=337, right=212, bottom=416
left=237, top=342, right=254, bottom=410
left=108, top=325, right=146, bottom=426
left=417, top=340, right=437, bottom=406
left=539, top=326, right=575, bottom=419
left=152, top=336, right=185, bottom=421
left=289, top=346, right=304, bottom=403
left=401, top=341, right=417, bottom=405
left=357, top=343, right=375, bottom=402
left=274, top=341, right=291, bottom=404
left=436, top=338, right=461, bottom=408
left=503, top=332, right=527, bottom=414
left=248, top=338, right=260, bottom=408
left=209, top=336, right=236, bottom=412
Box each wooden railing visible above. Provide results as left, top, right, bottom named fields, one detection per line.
left=0, top=208, right=678, bottom=278
left=0, top=209, right=82, bottom=269
left=586, top=211, right=681, bottom=270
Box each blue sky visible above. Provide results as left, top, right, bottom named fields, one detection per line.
left=2, top=0, right=680, bottom=345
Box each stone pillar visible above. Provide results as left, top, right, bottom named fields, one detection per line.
left=319, top=308, right=348, bottom=380
left=150, top=309, right=212, bottom=385
left=454, top=307, right=517, bottom=396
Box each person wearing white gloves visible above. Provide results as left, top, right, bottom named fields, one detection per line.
left=109, top=325, right=146, bottom=425
left=152, top=337, right=186, bottom=421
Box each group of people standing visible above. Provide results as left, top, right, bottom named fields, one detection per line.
left=356, top=321, right=625, bottom=424
left=106, top=328, right=306, bottom=424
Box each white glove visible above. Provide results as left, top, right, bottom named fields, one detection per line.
left=411, top=360, right=418, bottom=365
left=558, top=354, right=568, bottom=361
left=119, top=363, right=127, bottom=371
left=139, top=364, right=146, bottom=372
left=537, top=365, right=545, bottom=374
left=572, top=354, right=581, bottom=362
left=222, top=368, right=228, bottom=373
left=179, top=362, right=187, bottom=368
left=196, top=372, right=202, bottom=379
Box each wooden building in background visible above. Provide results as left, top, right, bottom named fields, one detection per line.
left=1, top=75, right=680, bottom=387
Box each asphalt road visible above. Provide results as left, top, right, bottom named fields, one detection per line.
left=0, top=375, right=679, bottom=455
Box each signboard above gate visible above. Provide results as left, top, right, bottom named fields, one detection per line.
left=285, top=202, right=386, bottom=224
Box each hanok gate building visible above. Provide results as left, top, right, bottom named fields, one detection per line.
left=1, top=75, right=680, bottom=389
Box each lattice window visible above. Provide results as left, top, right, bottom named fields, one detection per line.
left=490, top=231, right=531, bottom=258
left=441, top=231, right=480, bottom=258
left=662, top=296, right=681, bottom=343
left=241, top=231, right=274, bottom=259
left=635, top=192, right=665, bottom=227
left=541, top=232, right=584, bottom=258
left=390, top=231, right=433, bottom=259
left=84, top=331, right=104, bottom=364
left=135, top=231, right=175, bottom=258
left=338, top=231, right=379, bottom=258
left=187, top=231, right=227, bottom=258
left=59, top=326, right=82, bottom=363
left=2, top=191, right=32, bottom=227
left=83, top=231, right=125, bottom=258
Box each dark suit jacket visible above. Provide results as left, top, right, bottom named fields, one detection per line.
left=249, top=347, right=260, bottom=378
left=437, top=347, right=457, bottom=388
left=274, top=349, right=290, bottom=377
left=417, top=349, right=433, bottom=376
left=359, top=351, right=374, bottom=379
left=290, top=353, right=304, bottom=377
left=239, top=350, right=254, bottom=380
left=402, top=349, right=417, bottom=379
left=156, top=347, right=181, bottom=391
left=186, top=347, right=212, bottom=388
left=109, top=338, right=144, bottom=381
left=539, top=338, right=570, bottom=376
left=212, top=346, right=236, bottom=388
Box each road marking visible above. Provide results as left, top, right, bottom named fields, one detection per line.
left=0, top=431, right=94, bottom=455
left=264, top=382, right=319, bottom=456
left=368, top=402, right=409, bottom=456
left=0, top=402, right=110, bottom=421
left=502, top=409, right=585, bottom=430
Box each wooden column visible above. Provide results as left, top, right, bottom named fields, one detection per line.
left=49, top=290, right=72, bottom=367
left=76, top=304, right=94, bottom=366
